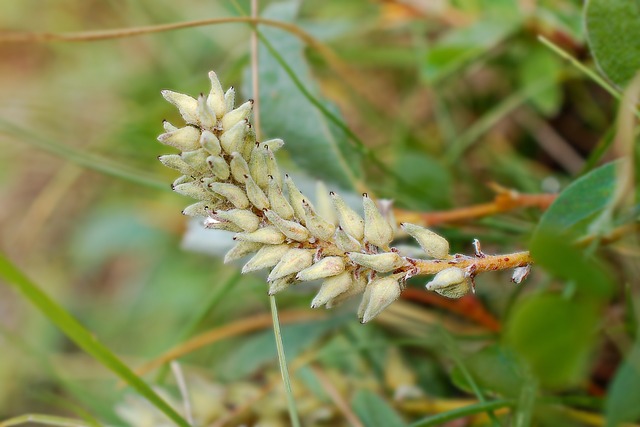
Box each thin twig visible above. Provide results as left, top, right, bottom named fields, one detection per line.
left=412, top=251, right=532, bottom=276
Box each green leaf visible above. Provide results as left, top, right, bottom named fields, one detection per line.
left=352, top=389, right=407, bottom=427
left=605, top=337, right=640, bottom=426
left=246, top=1, right=362, bottom=189
left=585, top=0, right=640, bottom=87
left=0, top=253, right=190, bottom=427
left=392, top=150, right=452, bottom=209
left=518, top=46, right=563, bottom=116
left=504, top=294, right=599, bottom=389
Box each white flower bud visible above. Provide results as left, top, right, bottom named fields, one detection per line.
left=268, top=176, right=294, bottom=220
left=249, top=145, right=269, bottom=189
left=163, top=120, right=178, bottom=132
left=207, top=182, right=250, bottom=209
left=310, top=271, right=352, bottom=308
left=263, top=138, right=285, bottom=152
left=347, top=252, right=405, bottom=273
left=242, top=244, right=291, bottom=273
left=401, top=223, right=449, bottom=259
left=425, top=267, right=470, bottom=298
left=264, top=209, right=310, bottom=242
left=157, top=126, right=201, bottom=152
left=207, top=155, right=230, bottom=181
left=158, top=154, right=193, bottom=175
left=199, top=130, right=221, bottom=156
left=267, top=249, right=313, bottom=282
left=316, top=181, right=337, bottom=224
left=284, top=174, right=308, bottom=224
left=224, top=86, right=235, bottom=112
left=359, top=276, right=402, bottom=323
left=234, top=226, right=285, bottom=245
left=220, top=120, right=249, bottom=154
left=268, top=274, right=296, bottom=295
left=334, top=227, right=362, bottom=252
left=173, top=182, right=211, bottom=201
left=215, top=209, right=261, bottom=232
left=302, top=200, right=335, bottom=241
left=197, top=93, right=217, bottom=129
left=363, top=194, right=394, bottom=249
left=207, top=71, right=226, bottom=118
left=161, top=90, right=199, bottom=125
left=182, top=201, right=209, bottom=217
left=228, top=152, right=250, bottom=183
left=222, top=100, right=253, bottom=130
left=297, top=256, right=345, bottom=282
left=224, top=241, right=263, bottom=264
left=331, top=192, right=364, bottom=241
left=244, top=174, right=270, bottom=210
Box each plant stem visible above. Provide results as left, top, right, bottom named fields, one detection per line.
left=412, top=251, right=532, bottom=276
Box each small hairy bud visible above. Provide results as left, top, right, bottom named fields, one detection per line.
left=401, top=223, right=449, bottom=259
left=249, top=146, right=269, bottom=189
left=182, top=201, right=209, bottom=217
left=207, top=155, right=230, bottom=181
left=302, top=200, right=335, bottom=241
left=157, top=126, right=201, bottom=151
left=310, top=271, right=352, bottom=308
left=234, top=226, right=286, bottom=245
left=268, top=176, right=295, bottom=220
left=173, top=182, right=212, bottom=201
left=363, top=193, right=394, bottom=249
left=242, top=244, right=291, bottom=273
left=207, top=182, right=250, bottom=209
left=181, top=150, right=209, bottom=174
left=425, top=267, right=470, bottom=298
left=220, top=121, right=249, bottom=154
left=326, top=272, right=367, bottom=308
left=263, top=138, right=285, bottom=152
left=161, top=90, right=199, bottom=125
left=331, top=192, right=365, bottom=241
left=222, top=100, right=253, bottom=130
left=296, top=256, right=345, bottom=282
left=224, top=241, right=263, bottom=264
left=214, top=209, right=261, bottom=232
left=359, top=275, right=402, bottom=323
left=162, top=120, right=178, bottom=132
left=224, top=86, right=235, bottom=112
left=316, top=182, right=337, bottom=225
left=264, top=210, right=310, bottom=242
left=284, top=174, right=308, bottom=224
left=267, top=249, right=313, bottom=281
left=347, top=252, right=405, bottom=273
left=203, top=217, right=242, bottom=232
left=158, top=154, right=193, bottom=175
left=230, top=152, right=250, bottom=183
left=200, top=130, right=222, bottom=156
left=263, top=147, right=281, bottom=188
left=207, top=71, right=226, bottom=118
left=197, top=94, right=217, bottom=129
left=244, top=174, right=270, bottom=210
left=334, top=227, right=362, bottom=252
left=268, top=274, right=296, bottom=295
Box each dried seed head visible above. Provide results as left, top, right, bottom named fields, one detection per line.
left=331, top=192, right=365, bottom=241
left=222, top=100, right=253, bottom=130
left=157, top=126, right=201, bottom=151
left=200, top=130, right=222, bottom=156
left=208, top=182, right=250, bottom=209
left=214, top=209, right=261, bottom=232
left=264, top=210, right=310, bottom=242
left=296, top=256, right=345, bottom=282
left=359, top=275, right=402, bottom=323
left=302, top=199, right=335, bottom=241
left=267, top=249, right=313, bottom=281
left=224, top=241, right=263, bottom=264
left=207, top=71, right=226, bottom=118
left=268, top=176, right=295, bottom=220
left=244, top=174, right=270, bottom=210
left=347, top=252, right=405, bottom=273
left=242, top=244, right=291, bottom=273
left=161, top=90, right=199, bottom=125
left=234, top=226, right=286, bottom=245
left=425, top=267, right=470, bottom=298
left=401, top=223, right=449, bottom=259
left=310, top=271, right=352, bottom=308
left=363, top=193, right=394, bottom=249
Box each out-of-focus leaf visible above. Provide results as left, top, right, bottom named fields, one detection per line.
left=585, top=0, right=640, bottom=87
left=519, top=46, right=562, bottom=116
left=504, top=294, right=599, bottom=389
left=392, top=150, right=452, bottom=210
left=352, top=389, right=407, bottom=427
left=244, top=1, right=362, bottom=189
left=422, top=19, right=518, bottom=83
left=451, top=344, right=525, bottom=397
left=605, top=338, right=640, bottom=426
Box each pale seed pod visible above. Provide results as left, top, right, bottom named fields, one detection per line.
left=268, top=274, right=296, bottom=295
left=157, top=126, right=201, bottom=151
left=326, top=272, right=367, bottom=308
left=331, top=192, right=364, bottom=241
left=240, top=126, right=257, bottom=160
left=197, top=93, right=217, bottom=129
left=284, top=174, right=308, bottom=224
left=347, top=252, right=405, bottom=273
left=222, top=100, right=253, bottom=130
left=267, top=249, right=313, bottom=281
left=224, top=241, right=263, bottom=264
left=199, top=130, right=222, bottom=156
left=207, top=182, right=250, bottom=209
left=182, top=201, right=209, bottom=217
left=230, top=152, right=250, bottom=183
left=173, top=175, right=192, bottom=187
left=203, top=217, right=243, bottom=232
left=173, top=182, right=212, bottom=201
left=363, top=193, right=394, bottom=249
left=244, top=174, right=270, bottom=210
left=207, top=155, right=230, bottom=181
left=360, top=275, right=402, bottom=323
left=334, top=226, right=362, bottom=252
left=297, top=256, right=345, bottom=282
left=401, top=223, right=450, bottom=259
left=207, top=71, right=226, bottom=118
left=263, top=138, right=284, bottom=152
left=268, top=176, right=294, bottom=220
left=316, top=182, right=337, bottom=225
left=181, top=150, right=209, bottom=173
left=224, top=86, right=236, bottom=112
left=162, top=119, right=178, bottom=132
left=310, top=271, right=352, bottom=308
left=161, top=90, right=199, bottom=125
left=249, top=145, right=269, bottom=189
left=263, top=147, right=282, bottom=188
left=220, top=120, right=249, bottom=154
left=264, top=209, right=310, bottom=242
left=302, top=200, right=335, bottom=241
left=242, top=244, right=290, bottom=273
left=159, top=154, right=193, bottom=175
left=215, top=209, right=261, bottom=232
left=425, top=267, right=470, bottom=298
left=234, top=226, right=285, bottom=245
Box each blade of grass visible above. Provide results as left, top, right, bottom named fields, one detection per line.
left=0, top=414, right=95, bottom=427
left=0, top=253, right=190, bottom=427
left=409, top=399, right=514, bottom=427
left=270, top=295, right=301, bottom=427
left=514, top=368, right=538, bottom=427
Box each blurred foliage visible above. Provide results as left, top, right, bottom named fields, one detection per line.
left=1, top=0, right=639, bottom=426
